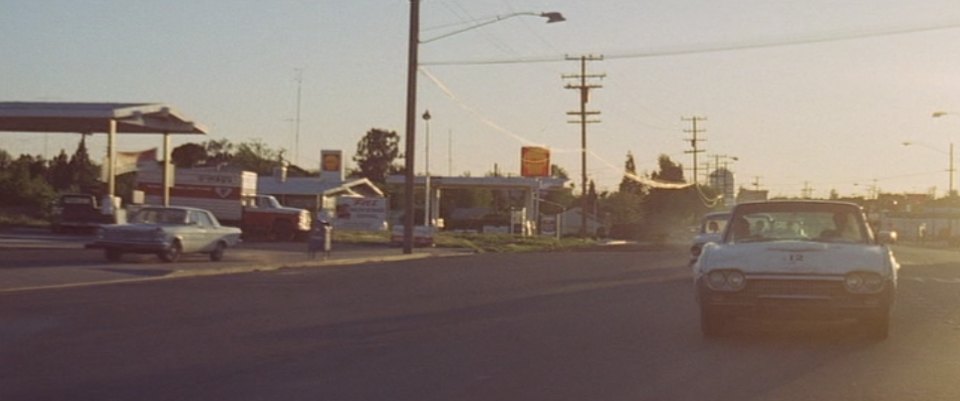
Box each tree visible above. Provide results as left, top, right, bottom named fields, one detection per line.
left=352, top=128, right=402, bottom=186
left=205, top=139, right=235, bottom=167
left=551, top=164, right=569, bottom=180
left=642, top=154, right=711, bottom=239
left=0, top=154, right=56, bottom=209
left=171, top=143, right=208, bottom=168
left=68, top=136, right=101, bottom=193
left=619, top=151, right=645, bottom=195
left=586, top=179, right=599, bottom=215
left=48, top=150, right=72, bottom=191
left=650, top=154, right=684, bottom=183
left=232, top=139, right=281, bottom=175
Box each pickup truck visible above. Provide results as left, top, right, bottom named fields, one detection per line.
left=50, top=193, right=115, bottom=233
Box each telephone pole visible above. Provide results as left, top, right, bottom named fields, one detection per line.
left=293, top=68, right=303, bottom=166
left=683, top=116, right=707, bottom=186
left=563, top=54, right=604, bottom=238
left=802, top=181, right=814, bottom=199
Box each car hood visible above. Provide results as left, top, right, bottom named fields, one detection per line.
left=248, top=206, right=304, bottom=214
left=699, top=240, right=894, bottom=276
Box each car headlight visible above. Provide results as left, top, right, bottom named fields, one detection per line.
left=691, top=245, right=702, bottom=257
left=844, top=272, right=885, bottom=294
left=704, top=269, right=746, bottom=291
left=299, top=211, right=312, bottom=230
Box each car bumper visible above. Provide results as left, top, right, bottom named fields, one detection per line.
left=697, top=279, right=894, bottom=319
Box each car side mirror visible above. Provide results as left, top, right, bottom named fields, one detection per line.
left=877, top=230, right=897, bottom=245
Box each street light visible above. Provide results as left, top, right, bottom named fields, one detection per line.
left=932, top=111, right=959, bottom=197
left=902, top=140, right=955, bottom=196
left=420, top=12, right=565, bottom=44
left=422, top=109, right=432, bottom=228
left=402, top=2, right=565, bottom=254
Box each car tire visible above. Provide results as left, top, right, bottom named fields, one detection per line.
left=104, top=248, right=123, bottom=262
left=159, top=241, right=182, bottom=263
left=210, top=242, right=226, bottom=262
left=700, top=307, right=725, bottom=338
left=271, top=220, right=295, bottom=242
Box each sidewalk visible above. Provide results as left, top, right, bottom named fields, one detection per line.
left=0, top=229, right=472, bottom=293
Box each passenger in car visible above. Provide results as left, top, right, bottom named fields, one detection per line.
left=731, top=217, right=751, bottom=240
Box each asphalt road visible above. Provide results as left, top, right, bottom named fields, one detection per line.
left=2, top=244, right=960, bottom=400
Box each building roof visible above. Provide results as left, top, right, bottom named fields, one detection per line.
left=0, top=102, right=207, bottom=134
left=257, top=176, right=385, bottom=198
left=386, top=175, right=568, bottom=190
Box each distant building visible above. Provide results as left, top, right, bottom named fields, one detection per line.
left=258, top=166, right=384, bottom=216
left=709, top=168, right=735, bottom=206
left=737, top=187, right=769, bottom=203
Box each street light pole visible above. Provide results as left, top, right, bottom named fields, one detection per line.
left=422, top=109, right=432, bottom=227
left=932, top=111, right=959, bottom=197
left=402, top=3, right=564, bottom=253
left=903, top=140, right=955, bottom=197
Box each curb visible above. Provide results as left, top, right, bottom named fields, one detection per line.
left=0, top=251, right=470, bottom=294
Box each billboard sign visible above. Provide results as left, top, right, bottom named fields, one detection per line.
left=521, top=146, right=550, bottom=177
left=333, top=196, right=387, bottom=231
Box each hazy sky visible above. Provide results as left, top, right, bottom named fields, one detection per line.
left=4, top=0, right=960, bottom=198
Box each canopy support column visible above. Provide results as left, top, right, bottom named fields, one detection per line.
left=107, top=119, right=117, bottom=196
left=162, top=132, right=172, bottom=206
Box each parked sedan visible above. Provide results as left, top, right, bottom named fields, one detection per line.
left=88, top=206, right=242, bottom=263
left=693, top=200, right=899, bottom=339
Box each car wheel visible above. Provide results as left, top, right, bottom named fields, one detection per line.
left=104, top=248, right=123, bottom=262
left=700, top=307, right=725, bottom=338
left=271, top=220, right=295, bottom=242
left=210, top=241, right=226, bottom=262
left=158, top=241, right=183, bottom=263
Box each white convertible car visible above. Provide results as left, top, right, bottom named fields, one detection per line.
left=693, top=200, right=899, bottom=339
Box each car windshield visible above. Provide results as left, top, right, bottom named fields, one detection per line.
left=726, top=204, right=870, bottom=244
left=700, top=213, right=730, bottom=234
left=131, top=208, right=188, bottom=225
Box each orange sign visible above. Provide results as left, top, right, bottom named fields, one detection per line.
left=521, top=146, right=550, bottom=177
left=321, top=150, right=342, bottom=172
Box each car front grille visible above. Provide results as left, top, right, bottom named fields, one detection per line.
left=743, top=278, right=846, bottom=298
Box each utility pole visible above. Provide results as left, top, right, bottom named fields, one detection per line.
left=683, top=116, right=706, bottom=186
left=752, top=176, right=762, bottom=190
left=802, top=181, right=814, bottom=199
left=563, top=54, right=604, bottom=238
left=293, top=68, right=303, bottom=166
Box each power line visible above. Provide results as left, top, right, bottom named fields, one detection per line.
left=422, top=21, right=960, bottom=66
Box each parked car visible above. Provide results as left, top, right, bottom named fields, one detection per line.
left=689, top=211, right=731, bottom=266
left=87, top=206, right=242, bottom=263
left=50, top=193, right=115, bottom=233
left=693, top=200, right=899, bottom=339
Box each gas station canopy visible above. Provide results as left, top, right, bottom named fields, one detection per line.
left=0, top=101, right=207, bottom=201
left=0, top=102, right=207, bottom=134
